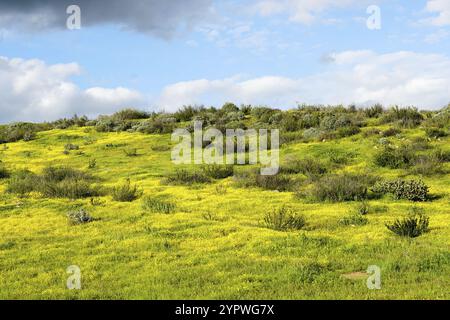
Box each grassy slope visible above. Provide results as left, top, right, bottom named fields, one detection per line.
left=0, top=126, right=449, bottom=300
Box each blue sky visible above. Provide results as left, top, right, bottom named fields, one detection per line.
left=0, top=0, right=449, bottom=122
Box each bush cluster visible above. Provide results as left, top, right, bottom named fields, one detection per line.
left=264, top=206, right=306, bottom=231
left=372, top=179, right=429, bottom=202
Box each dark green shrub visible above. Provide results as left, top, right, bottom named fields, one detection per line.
left=382, top=127, right=401, bottom=137
left=309, top=174, right=376, bottom=202
left=112, top=109, right=150, bottom=120
left=112, top=180, right=143, bottom=202
left=364, top=104, right=384, bottom=118
left=142, top=196, right=176, bottom=214
left=64, top=143, right=79, bottom=152
left=88, top=159, right=97, bottom=169
left=336, top=126, right=361, bottom=138
left=163, top=169, right=211, bottom=185
left=201, top=164, right=234, bottom=179
left=386, top=213, right=429, bottom=238
left=235, top=168, right=294, bottom=192
left=374, top=145, right=415, bottom=169
left=425, top=127, right=447, bottom=139
left=264, top=206, right=306, bottom=231
left=381, top=106, right=424, bottom=128
left=280, top=157, right=327, bottom=178
left=372, top=179, right=429, bottom=202
left=411, top=154, right=445, bottom=176
left=356, top=201, right=370, bottom=215
left=40, top=179, right=99, bottom=199
left=67, top=208, right=93, bottom=225
left=339, top=213, right=369, bottom=226
left=151, top=145, right=171, bottom=152
left=6, top=170, right=38, bottom=196
left=0, top=165, right=9, bottom=179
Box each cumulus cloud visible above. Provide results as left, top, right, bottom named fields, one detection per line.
left=424, top=0, right=450, bottom=26
left=0, top=0, right=213, bottom=38
left=253, top=0, right=365, bottom=24
left=158, top=51, right=450, bottom=111
left=0, top=56, right=145, bottom=123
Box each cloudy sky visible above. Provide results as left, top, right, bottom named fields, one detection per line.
left=0, top=0, right=449, bottom=122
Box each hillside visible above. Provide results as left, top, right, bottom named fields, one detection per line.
left=0, top=105, right=449, bottom=299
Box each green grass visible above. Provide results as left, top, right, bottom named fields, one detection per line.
left=0, top=122, right=448, bottom=300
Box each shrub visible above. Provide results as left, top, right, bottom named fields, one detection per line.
left=302, top=128, right=324, bottom=141
left=151, top=145, right=171, bottom=152
left=264, top=206, right=306, bottom=231
left=280, top=157, right=327, bottom=178
left=112, top=109, right=149, bottom=121
left=40, top=179, right=98, bottom=199
left=88, top=159, right=97, bottom=169
left=411, top=154, right=445, bottom=176
left=235, top=169, right=294, bottom=191
left=386, top=213, right=429, bottom=238
left=163, top=169, right=211, bottom=185
left=336, top=126, right=361, bottom=138
left=364, top=104, right=384, bottom=118
left=382, top=127, right=401, bottom=137
left=124, top=148, right=138, bottom=157
left=142, top=196, right=176, bottom=214
left=309, top=174, right=376, bottom=202
left=64, top=143, right=79, bottom=152
left=67, top=208, right=93, bottom=225
left=339, top=213, right=369, bottom=226
left=374, top=145, right=415, bottom=169
left=112, top=180, right=143, bottom=202
left=6, top=170, right=39, bottom=196
left=372, top=179, right=429, bottom=202
left=0, top=165, right=9, bottom=179
left=362, top=128, right=382, bottom=137
left=356, top=201, right=370, bottom=215
left=425, top=127, right=447, bottom=139
left=201, top=164, right=234, bottom=179
left=381, top=106, right=423, bottom=128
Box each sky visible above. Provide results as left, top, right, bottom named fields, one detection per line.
left=0, top=0, right=450, bottom=123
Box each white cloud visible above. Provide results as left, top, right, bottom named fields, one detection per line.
left=253, top=0, right=362, bottom=24
left=0, top=56, right=145, bottom=123
left=424, top=0, right=450, bottom=26
left=157, top=51, right=450, bottom=111
left=424, top=29, right=449, bottom=44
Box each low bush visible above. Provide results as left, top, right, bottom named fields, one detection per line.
left=163, top=169, right=211, bottom=185
left=372, top=179, right=429, bottom=202
left=382, top=127, right=401, bottom=137
left=64, top=143, right=79, bottom=152
left=112, top=180, right=143, bottom=202
left=201, top=164, right=234, bottom=179
left=280, top=157, right=327, bottom=178
left=6, top=170, right=39, bottom=196
left=142, top=196, right=176, bottom=214
left=309, top=174, right=376, bottom=202
left=235, top=169, right=294, bottom=191
left=67, top=208, right=93, bottom=225
left=336, top=126, right=361, bottom=138
left=425, top=127, right=447, bottom=139
left=374, top=145, right=415, bottom=169
left=151, top=145, right=171, bottom=152
left=380, top=106, right=423, bottom=128
left=88, top=159, right=97, bottom=169
left=124, top=148, right=138, bottom=157
left=0, top=165, right=9, bottom=179
left=264, top=206, right=306, bottom=231
left=339, top=213, right=369, bottom=226
left=386, top=213, right=429, bottom=238
left=411, top=154, right=445, bottom=176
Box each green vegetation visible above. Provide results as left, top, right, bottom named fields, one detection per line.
left=0, top=103, right=448, bottom=299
